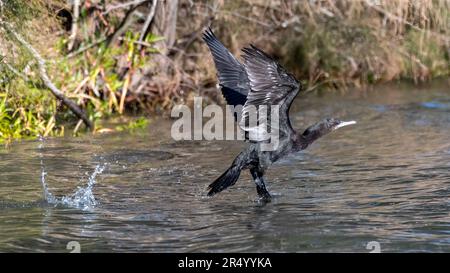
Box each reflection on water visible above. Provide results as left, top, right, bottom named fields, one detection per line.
left=0, top=81, right=449, bottom=252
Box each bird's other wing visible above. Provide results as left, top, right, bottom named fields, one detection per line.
left=241, top=45, right=301, bottom=142
left=202, top=27, right=249, bottom=107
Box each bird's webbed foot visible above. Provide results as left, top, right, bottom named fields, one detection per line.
left=256, top=185, right=272, bottom=200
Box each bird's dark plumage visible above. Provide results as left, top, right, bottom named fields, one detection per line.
left=240, top=45, right=301, bottom=141
left=202, top=28, right=250, bottom=107
left=204, top=28, right=356, bottom=200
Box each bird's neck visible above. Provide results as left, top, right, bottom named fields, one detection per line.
left=292, top=132, right=310, bottom=151
left=293, top=128, right=324, bottom=151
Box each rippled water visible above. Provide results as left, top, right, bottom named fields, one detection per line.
left=0, top=81, right=449, bottom=252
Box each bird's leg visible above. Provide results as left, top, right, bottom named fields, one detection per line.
left=250, top=169, right=271, bottom=200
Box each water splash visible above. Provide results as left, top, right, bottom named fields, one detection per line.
left=38, top=136, right=106, bottom=211
left=59, top=164, right=106, bottom=210
left=39, top=136, right=56, bottom=204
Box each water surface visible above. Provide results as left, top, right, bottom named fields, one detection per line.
left=1, top=81, right=449, bottom=252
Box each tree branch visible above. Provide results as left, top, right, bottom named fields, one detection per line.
left=138, top=0, right=158, bottom=51
left=104, top=1, right=150, bottom=49
left=103, top=0, right=149, bottom=15
left=66, top=37, right=107, bottom=58
left=67, top=0, right=80, bottom=51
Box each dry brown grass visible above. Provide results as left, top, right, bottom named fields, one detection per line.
left=178, top=0, right=450, bottom=93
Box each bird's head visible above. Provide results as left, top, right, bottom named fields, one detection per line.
left=302, top=118, right=356, bottom=143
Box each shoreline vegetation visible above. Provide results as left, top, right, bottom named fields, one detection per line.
left=0, top=0, right=449, bottom=142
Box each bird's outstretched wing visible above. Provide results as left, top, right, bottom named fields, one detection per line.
left=241, top=45, right=301, bottom=141
left=202, top=28, right=249, bottom=107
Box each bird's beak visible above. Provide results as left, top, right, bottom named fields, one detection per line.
left=335, top=120, right=356, bottom=129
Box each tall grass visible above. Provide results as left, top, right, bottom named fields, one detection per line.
left=191, top=0, right=450, bottom=89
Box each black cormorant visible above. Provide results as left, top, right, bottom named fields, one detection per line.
left=203, top=28, right=355, bottom=200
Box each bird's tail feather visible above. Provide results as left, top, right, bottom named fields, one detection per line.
left=207, top=165, right=241, bottom=197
